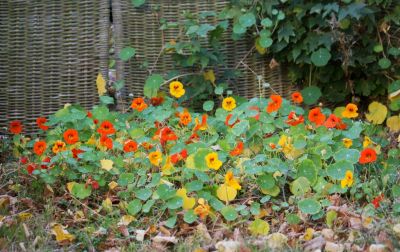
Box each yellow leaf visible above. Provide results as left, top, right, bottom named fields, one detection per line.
left=365, top=101, right=387, bottom=124
left=18, top=212, right=32, bottom=221
left=118, top=215, right=135, bottom=226
left=216, top=184, right=237, bottom=203
left=303, top=228, right=314, bottom=241
left=100, top=159, right=113, bottom=171
left=176, top=188, right=195, bottom=210
left=66, top=182, right=76, bottom=193
left=185, top=154, right=195, bottom=169
left=96, top=73, right=107, bottom=96
left=255, top=37, right=266, bottom=55
left=387, top=115, right=400, bottom=132
left=203, top=70, right=216, bottom=84
left=249, top=219, right=270, bottom=236
left=102, top=198, right=113, bottom=213
left=51, top=223, right=75, bottom=244
left=108, top=181, right=118, bottom=190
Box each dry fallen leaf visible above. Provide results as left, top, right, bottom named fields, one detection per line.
left=215, top=240, right=241, bottom=252
left=51, top=223, right=75, bottom=244
left=118, top=215, right=135, bottom=226
left=267, top=232, right=288, bottom=250
left=386, top=115, right=400, bottom=132
left=152, top=235, right=177, bottom=244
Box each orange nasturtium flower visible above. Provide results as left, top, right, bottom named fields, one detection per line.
left=97, top=120, right=116, bottom=135
left=150, top=96, right=164, bottom=106
left=230, top=141, right=244, bottom=156
left=342, top=103, right=358, bottom=118
left=169, top=81, right=185, bottom=98
left=36, top=117, right=49, bottom=131
left=194, top=198, right=211, bottom=219
left=266, top=94, right=282, bottom=113
left=33, top=141, right=47, bottom=156
left=123, top=140, right=138, bottom=153
left=179, top=110, right=192, bottom=126
left=63, top=129, right=79, bottom=145
left=342, top=138, right=353, bottom=148
left=194, top=114, right=208, bottom=131
left=222, top=97, right=237, bottom=111
left=100, top=135, right=113, bottom=150
left=205, top=152, right=222, bottom=170
left=359, top=148, right=377, bottom=164
left=52, top=140, right=66, bottom=154
left=286, top=111, right=304, bottom=126
left=323, top=114, right=340, bottom=129
left=291, top=92, right=303, bottom=104
left=170, top=149, right=188, bottom=164
left=149, top=151, right=162, bottom=166
left=308, top=107, right=326, bottom=126
left=341, top=170, right=354, bottom=188
left=9, top=121, right=23, bottom=134
left=225, top=171, right=241, bottom=190
left=131, top=97, right=148, bottom=112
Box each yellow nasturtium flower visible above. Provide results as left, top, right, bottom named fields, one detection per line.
left=205, top=152, right=223, bottom=170
left=225, top=171, right=241, bottom=190
left=363, top=136, right=372, bottom=148
left=342, top=103, right=359, bottom=118
left=169, top=81, right=185, bottom=98
left=222, top=97, right=237, bottom=111
left=149, top=151, right=162, bottom=166
left=342, top=138, right=353, bottom=148
left=341, top=170, right=354, bottom=188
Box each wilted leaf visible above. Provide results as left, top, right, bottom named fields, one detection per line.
left=118, top=215, right=135, bottom=226
left=365, top=101, right=387, bottom=124
left=51, top=223, right=75, bottom=244
left=203, top=70, right=216, bottom=84
left=267, top=233, right=288, bottom=249
left=303, top=228, right=314, bottom=241
left=387, top=115, right=400, bottom=132
left=66, top=182, right=76, bottom=193
left=176, top=188, right=195, bottom=210
left=217, top=184, right=237, bottom=203
left=96, top=73, right=107, bottom=96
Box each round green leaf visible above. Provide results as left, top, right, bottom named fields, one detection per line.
left=167, top=196, right=183, bottom=210
left=119, top=47, right=136, bottom=61
left=334, top=149, right=360, bottom=164
left=183, top=210, right=197, bottom=224
left=297, top=159, right=317, bottom=184
left=71, top=183, right=92, bottom=199
left=373, top=44, right=383, bottom=53
left=327, top=160, right=353, bottom=180
left=185, top=180, right=203, bottom=193
left=221, top=206, right=238, bottom=221
left=131, top=0, right=145, bottom=7
left=233, top=23, right=246, bottom=34
left=298, top=199, right=321, bottom=215
left=203, top=100, right=214, bottom=112
left=214, top=86, right=224, bottom=95
left=259, top=37, right=273, bottom=48
left=311, top=48, right=331, bottom=67
left=239, top=13, right=256, bottom=28
left=232, top=120, right=249, bottom=136
left=290, top=177, right=310, bottom=196
left=301, top=86, right=322, bottom=105
left=135, top=188, right=152, bottom=201
left=144, top=74, right=164, bottom=98
left=127, top=199, right=142, bottom=215
left=256, top=173, right=275, bottom=190
left=261, top=18, right=273, bottom=27
left=378, top=58, right=391, bottom=69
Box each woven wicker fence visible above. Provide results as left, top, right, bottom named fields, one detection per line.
left=0, top=0, right=109, bottom=135
left=112, top=0, right=296, bottom=105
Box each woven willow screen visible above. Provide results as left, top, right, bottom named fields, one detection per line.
left=112, top=0, right=295, bottom=103
left=0, top=0, right=109, bottom=135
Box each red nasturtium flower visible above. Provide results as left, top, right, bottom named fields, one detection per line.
left=97, top=121, right=116, bottom=135
left=308, top=107, right=326, bottom=126
left=230, top=141, right=244, bottom=156
left=41, top=156, right=51, bottom=169
left=27, top=163, right=37, bottom=174
left=9, top=121, right=23, bottom=134
left=150, top=96, right=164, bottom=106
left=266, top=95, right=282, bottom=113
left=372, top=194, right=384, bottom=208
left=186, top=132, right=200, bottom=144
left=36, top=117, right=49, bottom=131
left=194, top=114, right=208, bottom=131
left=87, top=111, right=92, bottom=118
left=86, top=177, right=99, bottom=190
left=170, top=149, right=188, bottom=164
left=72, top=148, right=84, bottom=159
left=123, top=140, right=138, bottom=153
left=100, top=135, right=113, bottom=150
left=286, top=112, right=304, bottom=126
left=20, top=156, right=28, bottom=164
left=63, top=129, right=79, bottom=144
left=359, top=148, right=377, bottom=164
left=291, top=92, right=303, bottom=104
left=225, top=114, right=240, bottom=128
left=160, top=127, right=178, bottom=145
left=179, top=110, right=192, bottom=126
left=131, top=97, right=148, bottom=112
left=33, top=141, right=47, bottom=156
left=336, top=117, right=347, bottom=130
